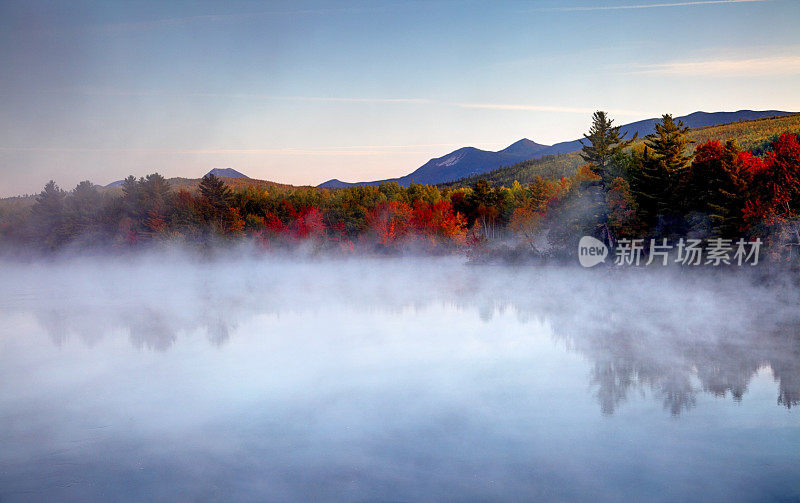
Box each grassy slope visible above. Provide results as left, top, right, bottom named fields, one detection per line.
left=442, top=114, right=800, bottom=189
left=165, top=176, right=296, bottom=193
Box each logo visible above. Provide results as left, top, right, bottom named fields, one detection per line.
left=578, top=236, right=608, bottom=268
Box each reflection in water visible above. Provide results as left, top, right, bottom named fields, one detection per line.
left=5, top=258, right=798, bottom=415
left=1, top=256, right=799, bottom=502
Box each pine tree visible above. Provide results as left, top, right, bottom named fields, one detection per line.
left=645, top=114, right=693, bottom=178
left=631, top=115, right=694, bottom=236
left=31, top=180, right=66, bottom=249
left=630, top=146, right=668, bottom=232
left=64, top=180, right=102, bottom=237
left=580, top=111, right=637, bottom=188
left=199, top=173, right=232, bottom=210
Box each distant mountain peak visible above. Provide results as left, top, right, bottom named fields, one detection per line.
left=317, top=139, right=551, bottom=188
left=318, top=179, right=351, bottom=189
left=498, top=138, right=549, bottom=157
left=205, top=168, right=249, bottom=179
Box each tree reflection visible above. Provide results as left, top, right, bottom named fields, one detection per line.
left=547, top=306, right=800, bottom=415
left=5, top=260, right=800, bottom=416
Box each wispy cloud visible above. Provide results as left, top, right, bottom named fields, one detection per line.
left=188, top=93, right=433, bottom=104
left=0, top=143, right=502, bottom=156
left=456, top=102, right=644, bottom=116
left=537, top=0, right=767, bottom=12
left=628, top=56, right=800, bottom=76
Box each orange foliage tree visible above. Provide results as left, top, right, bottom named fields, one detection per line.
left=365, top=201, right=412, bottom=246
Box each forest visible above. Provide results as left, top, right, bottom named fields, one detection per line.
left=2, top=112, right=800, bottom=264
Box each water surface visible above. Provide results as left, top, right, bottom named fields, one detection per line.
left=1, top=256, right=798, bottom=502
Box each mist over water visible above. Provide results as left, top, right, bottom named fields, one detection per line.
left=1, top=254, right=799, bottom=502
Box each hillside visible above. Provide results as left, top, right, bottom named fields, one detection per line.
left=533, top=109, right=799, bottom=157
left=163, top=176, right=292, bottom=193
left=442, top=113, right=800, bottom=189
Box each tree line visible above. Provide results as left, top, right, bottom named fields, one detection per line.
left=2, top=112, right=800, bottom=261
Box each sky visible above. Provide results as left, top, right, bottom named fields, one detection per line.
left=1, top=0, right=799, bottom=196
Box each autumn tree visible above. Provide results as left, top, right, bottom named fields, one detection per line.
left=684, top=140, right=749, bottom=237
left=410, top=200, right=466, bottom=246
left=365, top=201, right=412, bottom=247
left=743, top=133, right=800, bottom=257
left=509, top=206, right=544, bottom=252
left=605, top=177, right=641, bottom=240
left=290, top=206, right=326, bottom=240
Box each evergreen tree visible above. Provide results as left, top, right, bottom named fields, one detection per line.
left=645, top=114, right=693, bottom=177
left=199, top=173, right=232, bottom=211
left=631, top=115, right=694, bottom=236
left=30, top=180, right=66, bottom=249
left=580, top=111, right=637, bottom=188
left=64, top=180, right=102, bottom=238
left=140, top=173, right=171, bottom=212
left=630, top=146, right=666, bottom=229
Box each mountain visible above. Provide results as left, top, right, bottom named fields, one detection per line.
left=318, top=138, right=549, bottom=188
left=536, top=110, right=800, bottom=157
left=442, top=113, right=800, bottom=189
left=318, top=110, right=798, bottom=188
left=205, top=168, right=249, bottom=179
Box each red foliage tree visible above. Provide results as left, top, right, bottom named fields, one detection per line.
left=410, top=200, right=467, bottom=244
left=262, top=210, right=286, bottom=234
left=365, top=201, right=412, bottom=246
left=744, top=134, right=800, bottom=224
left=291, top=206, right=326, bottom=239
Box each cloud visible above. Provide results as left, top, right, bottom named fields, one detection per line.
left=537, top=0, right=767, bottom=12
left=628, top=56, right=800, bottom=76
left=456, top=103, right=644, bottom=116
left=0, top=143, right=501, bottom=157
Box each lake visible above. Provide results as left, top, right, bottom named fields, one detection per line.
left=1, top=255, right=798, bottom=502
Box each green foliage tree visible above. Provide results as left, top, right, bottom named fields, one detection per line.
left=30, top=180, right=66, bottom=249
left=580, top=111, right=637, bottom=188
left=199, top=173, right=232, bottom=211
left=645, top=114, right=693, bottom=175
left=64, top=180, right=102, bottom=238
left=631, top=115, right=693, bottom=236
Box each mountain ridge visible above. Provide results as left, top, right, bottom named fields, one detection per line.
left=319, top=138, right=549, bottom=188
left=319, top=110, right=798, bottom=188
